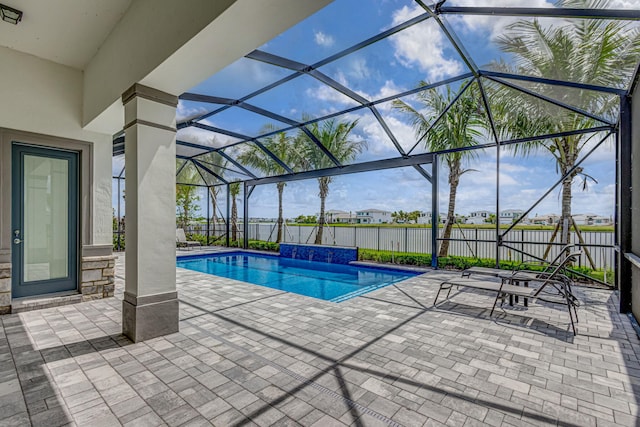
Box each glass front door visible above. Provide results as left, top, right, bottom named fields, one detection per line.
left=12, top=144, right=78, bottom=298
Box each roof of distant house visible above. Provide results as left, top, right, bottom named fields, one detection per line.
left=357, top=209, right=391, bottom=214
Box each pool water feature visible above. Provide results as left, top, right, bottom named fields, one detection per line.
left=177, top=252, right=419, bottom=302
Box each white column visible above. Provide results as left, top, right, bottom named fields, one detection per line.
left=122, top=84, right=178, bottom=342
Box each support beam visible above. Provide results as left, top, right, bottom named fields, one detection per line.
left=408, top=78, right=476, bottom=155
left=176, top=73, right=473, bottom=155
left=121, top=84, right=179, bottom=342
left=486, top=76, right=615, bottom=126
left=245, top=152, right=434, bottom=186
left=192, top=159, right=228, bottom=184
left=437, top=6, right=640, bottom=21
left=243, top=183, right=251, bottom=249
left=480, top=70, right=626, bottom=95
left=618, top=96, right=632, bottom=313
left=176, top=149, right=254, bottom=178
left=216, top=150, right=258, bottom=178
left=370, top=106, right=406, bottom=156
left=431, top=155, right=439, bottom=268
left=191, top=122, right=294, bottom=173
left=226, top=184, right=231, bottom=247
left=412, top=165, right=432, bottom=183
left=477, top=78, right=502, bottom=267
left=416, top=0, right=479, bottom=75
left=206, top=189, right=210, bottom=246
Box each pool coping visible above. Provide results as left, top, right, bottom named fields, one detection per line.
left=348, top=261, right=432, bottom=274
left=177, top=249, right=431, bottom=275
left=175, top=250, right=423, bottom=303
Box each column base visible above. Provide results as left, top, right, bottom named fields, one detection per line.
left=122, top=291, right=179, bottom=342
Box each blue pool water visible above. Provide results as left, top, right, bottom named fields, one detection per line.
left=177, top=252, right=419, bottom=302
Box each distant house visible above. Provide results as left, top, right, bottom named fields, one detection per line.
left=572, top=214, right=591, bottom=226
left=325, top=210, right=349, bottom=223
left=333, top=213, right=357, bottom=224
left=466, top=210, right=493, bottom=225
left=355, top=209, right=391, bottom=224
left=416, top=211, right=445, bottom=224
left=588, top=215, right=613, bottom=226
left=531, top=214, right=560, bottom=225
left=417, top=211, right=430, bottom=225
left=499, top=209, right=526, bottom=225
left=573, top=214, right=613, bottom=226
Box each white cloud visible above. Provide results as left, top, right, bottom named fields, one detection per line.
left=339, top=111, right=413, bottom=159
left=360, top=80, right=406, bottom=105
left=389, top=5, right=463, bottom=81
left=176, top=101, right=209, bottom=122
left=448, top=0, right=554, bottom=40
left=314, top=31, right=335, bottom=47
left=306, top=84, right=356, bottom=106
left=176, top=120, right=240, bottom=149
left=579, top=132, right=615, bottom=165
left=345, top=56, right=371, bottom=81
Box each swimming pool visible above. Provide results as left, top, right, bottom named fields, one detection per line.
left=177, top=252, right=419, bottom=302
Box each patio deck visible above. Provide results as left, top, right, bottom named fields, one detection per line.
left=1, top=253, right=639, bottom=427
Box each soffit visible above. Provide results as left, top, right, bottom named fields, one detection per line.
left=0, top=0, right=132, bottom=70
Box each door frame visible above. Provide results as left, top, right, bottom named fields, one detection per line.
left=11, top=143, right=80, bottom=298
left=0, top=129, right=95, bottom=305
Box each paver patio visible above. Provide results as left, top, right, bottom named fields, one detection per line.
left=1, top=252, right=639, bottom=426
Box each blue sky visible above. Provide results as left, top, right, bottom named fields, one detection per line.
left=113, top=0, right=638, bottom=220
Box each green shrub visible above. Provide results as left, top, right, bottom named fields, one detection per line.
left=187, top=233, right=228, bottom=246
left=358, top=249, right=612, bottom=285
left=220, top=239, right=280, bottom=252
left=248, top=240, right=279, bottom=252
left=113, top=233, right=125, bottom=251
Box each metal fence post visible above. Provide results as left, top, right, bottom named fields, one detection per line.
left=404, top=227, right=408, bottom=253
left=206, top=188, right=210, bottom=246
left=243, top=182, right=249, bottom=249
left=474, top=228, right=478, bottom=259
left=226, top=184, right=230, bottom=247
left=431, top=155, right=439, bottom=268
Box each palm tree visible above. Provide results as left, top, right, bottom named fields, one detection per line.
left=238, top=128, right=301, bottom=243
left=197, top=151, right=228, bottom=242
left=176, top=161, right=201, bottom=229
left=229, top=181, right=241, bottom=243
left=490, top=0, right=640, bottom=245
left=393, top=82, right=483, bottom=257
left=297, top=118, right=366, bottom=245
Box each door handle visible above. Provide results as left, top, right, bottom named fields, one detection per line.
left=13, top=238, right=22, bottom=244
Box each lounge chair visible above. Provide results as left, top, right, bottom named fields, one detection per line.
left=435, top=251, right=582, bottom=335
left=461, top=244, right=577, bottom=279
left=176, top=228, right=201, bottom=250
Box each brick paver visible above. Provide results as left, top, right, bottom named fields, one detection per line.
left=0, top=251, right=638, bottom=426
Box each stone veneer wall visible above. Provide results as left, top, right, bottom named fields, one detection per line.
left=0, top=255, right=114, bottom=313
left=81, top=255, right=116, bottom=300
left=0, top=263, right=10, bottom=314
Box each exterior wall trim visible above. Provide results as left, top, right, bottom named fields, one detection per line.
left=122, top=83, right=178, bottom=107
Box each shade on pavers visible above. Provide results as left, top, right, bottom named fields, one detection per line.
left=1, top=254, right=638, bottom=426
